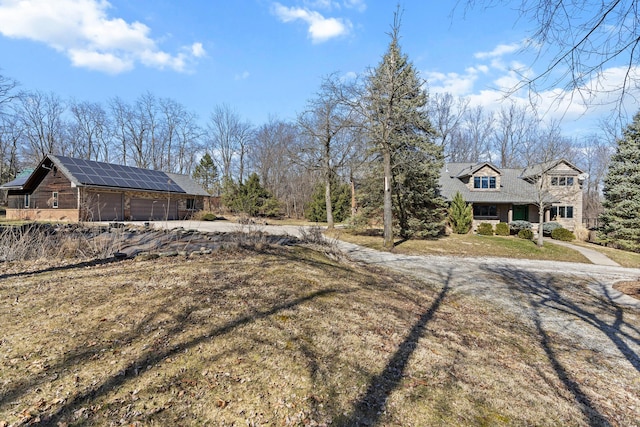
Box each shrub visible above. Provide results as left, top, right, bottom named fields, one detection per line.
left=509, top=220, right=532, bottom=235
left=305, top=178, right=351, bottom=223
left=542, top=221, right=562, bottom=237
left=518, top=229, right=534, bottom=240
left=477, top=222, right=494, bottom=236
left=551, top=227, right=575, bottom=241
left=201, top=212, right=217, bottom=221
left=573, top=224, right=589, bottom=242
left=448, top=191, right=473, bottom=234
left=495, top=222, right=510, bottom=236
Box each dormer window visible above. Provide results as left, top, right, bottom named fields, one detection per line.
left=474, top=176, right=496, bottom=189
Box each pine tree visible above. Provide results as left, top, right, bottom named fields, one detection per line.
left=364, top=9, right=445, bottom=246
left=448, top=191, right=473, bottom=234
left=192, top=153, right=219, bottom=195
left=600, top=111, right=640, bottom=251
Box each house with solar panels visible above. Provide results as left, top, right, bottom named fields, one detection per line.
left=1, top=155, right=211, bottom=222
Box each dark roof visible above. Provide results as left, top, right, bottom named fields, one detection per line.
left=1, top=155, right=208, bottom=196
left=440, top=163, right=538, bottom=204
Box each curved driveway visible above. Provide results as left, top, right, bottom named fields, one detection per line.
left=138, top=220, right=640, bottom=308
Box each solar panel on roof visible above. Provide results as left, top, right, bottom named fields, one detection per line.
left=53, top=155, right=185, bottom=193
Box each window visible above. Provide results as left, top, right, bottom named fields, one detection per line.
left=551, top=176, right=575, bottom=186
left=186, top=198, right=196, bottom=210
left=24, top=194, right=30, bottom=208
left=473, top=205, right=497, bottom=217
left=551, top=205, right=574, bottom=219
left=52, top=192, right=58, bottom=208
left=473, top=176, right=496, bottom=189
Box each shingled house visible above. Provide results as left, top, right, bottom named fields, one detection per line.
left=439, top=159, right=585, bottom=230
left=1, top=155, right=210, bottom=222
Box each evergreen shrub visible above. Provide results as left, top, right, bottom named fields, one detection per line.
left=448, top=192, right=473, bottom=234
left=495, top=222, right=510, bottom=236
left=509, top=220, right=532, bottom=235
left=551, top=227, right=575, bottom=241
left=201, top=213, right=217, bottom=221
left=542, top=221, right=562, bottom=237
left=518, top=229, right=534, bottom=240
left=477, top=222, right=494, bottom=236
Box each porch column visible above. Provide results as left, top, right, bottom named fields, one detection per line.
left=545, top=209, right=550, bottom=222
left=508, top=205, right=513, bottom=223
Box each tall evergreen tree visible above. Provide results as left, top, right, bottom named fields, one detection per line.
left=363, top=9, right=445, bottom=247
left=192, top=153, right=219, bottom=195
left=600, top=111, right=640, bottom=251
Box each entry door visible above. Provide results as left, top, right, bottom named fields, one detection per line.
left=513, top=205, right=529, bottom=221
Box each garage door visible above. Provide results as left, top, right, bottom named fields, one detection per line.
left=130, top=198, right=178, bottom=221
left=86, top=192, right=123, bottom=221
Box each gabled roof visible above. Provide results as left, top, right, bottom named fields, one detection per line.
left=520, top=159, right=583, bottom=179
left=1, top=155, right=208, bottom=196
left=441, top=163, right=539, bottom=204
left=454, top=162, right=502, bottom=178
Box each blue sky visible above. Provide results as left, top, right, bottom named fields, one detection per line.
left=0, top=0, right=636, bottom=136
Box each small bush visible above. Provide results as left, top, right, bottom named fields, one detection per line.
left=477, top=222, right=494, bottom=236
left=573, top=224, right=589, bottom=242
left=509, top=220, right=532, bottom=234
left=542, top=221, right=562, bottom=237
left=495, top=222, right=510, bottom=236
left=551, top=227, right=575, bottom=241
left=202, top=213, right=217, bottom=221
left=518, top=229, right=534, bottom=240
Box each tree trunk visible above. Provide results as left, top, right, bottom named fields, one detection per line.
left=350, top=171, right=357, bottom=218
left=537, top=203, right=545, bottom=247
left=324, top=141, right=334, bottom=229
left=383, top=148, right=394, bottom=249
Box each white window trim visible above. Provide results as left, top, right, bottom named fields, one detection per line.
left=52, top=191, right=59, bottom=208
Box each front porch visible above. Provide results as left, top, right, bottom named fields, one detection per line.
left=471, top=203, right=580, bottom=231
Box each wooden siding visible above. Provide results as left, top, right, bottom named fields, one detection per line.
left=30, top=168, right=78, bottom=210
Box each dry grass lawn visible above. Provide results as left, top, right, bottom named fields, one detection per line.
left=1, top=245, right=639, bottom=426
left=329, top=229, right=591, bottom=263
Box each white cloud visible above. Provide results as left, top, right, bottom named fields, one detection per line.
left=474, top=43, right=521, bottom=60
left=0, top=0, right=205, bottom=74
left=272, top=2, right=352, bottom=43
left=343, top=0, right=366, bottom=12
left=426, top=69, right=481, bottom=97
left=191, top=42, right=206, bottom=58
left=235, top=71, right=250, bottom=80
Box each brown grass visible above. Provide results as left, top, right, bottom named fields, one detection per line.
left=1, top=245, right=639, bottom=426
left=329, top=229, right=591, bottom=263
left=614, top=281, right=640, bottom=300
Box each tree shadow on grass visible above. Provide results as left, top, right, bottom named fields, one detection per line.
left=334, top=271, right=452, bottom=426
left=22, top=287, right=344, bottom=425
left=483, top=265, right=639, bottom=426
left=0, top=256, right=125, bottom=281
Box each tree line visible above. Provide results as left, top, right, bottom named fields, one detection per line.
left=0, top=16, right=618, bottom=239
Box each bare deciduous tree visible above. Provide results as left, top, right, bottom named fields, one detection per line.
left=430, top=92, right=469, bottom=160
left=17, top=90, right=67, bottom=163
left=69, top=100, right=110, bottom=161
left=465, top=1, right=640, bottom=114
left=297, top=74, right=357, bottom=228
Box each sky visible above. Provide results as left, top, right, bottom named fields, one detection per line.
left=0, top=0, right=637, bottom=138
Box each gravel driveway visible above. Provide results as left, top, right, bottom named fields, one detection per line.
left=136, top=220, right=640, bottom=373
